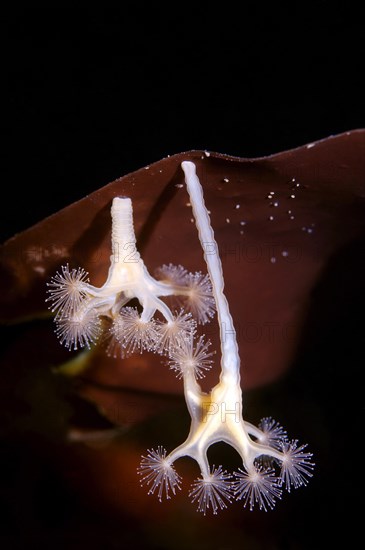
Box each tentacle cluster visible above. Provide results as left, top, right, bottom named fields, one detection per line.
left=138, top=417, right=314, bottom=515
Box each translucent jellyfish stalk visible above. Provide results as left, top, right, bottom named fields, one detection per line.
left=138, top=161, right=314, bottom=514
left=46, top=197, right=215, bottom=353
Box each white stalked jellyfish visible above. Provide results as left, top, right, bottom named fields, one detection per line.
left=46, top=197, right=215, bottom=355
left=138, top=161, right=314, bottom=514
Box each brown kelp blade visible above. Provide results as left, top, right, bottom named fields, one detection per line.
left=1, top=130, right=364, bottom=392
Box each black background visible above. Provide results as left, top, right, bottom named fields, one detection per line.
left=1, top=6, right=363, bottom=243
left=1, top=6, right=364, bottom=550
